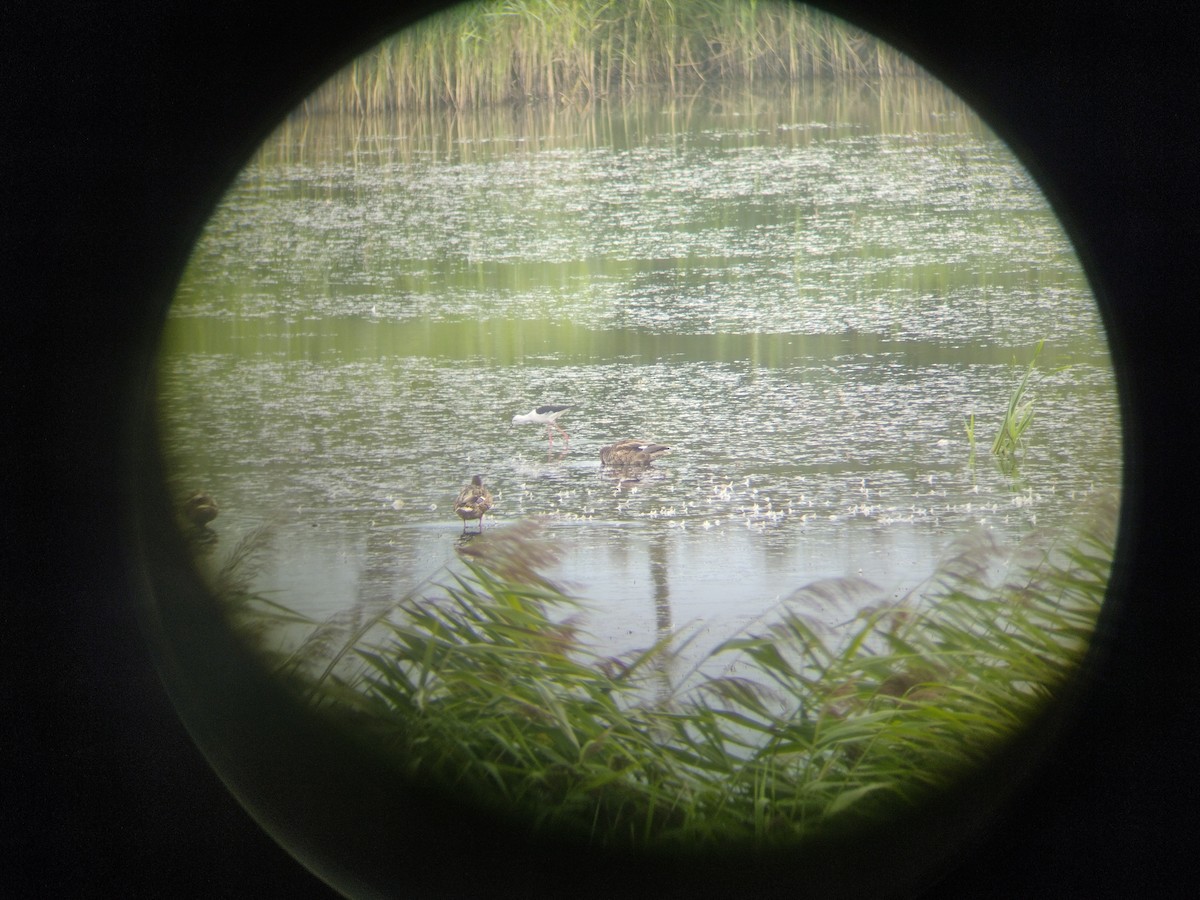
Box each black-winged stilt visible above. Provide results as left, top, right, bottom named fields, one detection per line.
left=454, top=475, right=494, bottom=533
left=512, top=404, right=572, bottom=447
left=599, top=439, right=671, bottom=467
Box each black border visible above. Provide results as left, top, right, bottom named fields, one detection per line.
left=6, top=1, right=1198, bottom=896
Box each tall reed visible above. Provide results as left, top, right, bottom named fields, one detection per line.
left=992, top=340, right=1043, bottom=457
left=305, top=1, right=923, bottom=114
left=229, top=495, right=1117, bottom=851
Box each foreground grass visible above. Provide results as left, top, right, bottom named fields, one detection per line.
left=210, top=493, right=1117, bottom=852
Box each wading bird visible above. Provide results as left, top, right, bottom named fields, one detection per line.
left=512, top=404, right=572, bottom=447
left=182, top=491, right=219, bottom=528
left=599, top=439, right=672, bottom=468
left=454, top=474, right=494, bottom=533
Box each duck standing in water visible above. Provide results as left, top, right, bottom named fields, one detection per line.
left=454, top=475, right=494, bottom=533
left=599, top=439, right=672, bottom=468
left=512, top=404, right=572, bottom=448
left=181, top=491, right=219, bottom=528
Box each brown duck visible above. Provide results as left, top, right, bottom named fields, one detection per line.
left=599, top=439, right=671, bottom=468
left=182, top=491, right=219, bottom=528
left=454, top=475, right=494, bottom=532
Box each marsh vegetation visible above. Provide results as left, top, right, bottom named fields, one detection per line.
left=205, top=492, right=1116, bottom=850
left=157, top=0, right=1123, bottom=864
left=307, top=0, right=922, bottom=113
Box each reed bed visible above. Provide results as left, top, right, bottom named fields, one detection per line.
left=212, top=494, right=1118, bottom=852
left=304, top=0, right=922, bottom=114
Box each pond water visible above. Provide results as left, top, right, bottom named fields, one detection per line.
left=158, top=80, right=1121, bottom=665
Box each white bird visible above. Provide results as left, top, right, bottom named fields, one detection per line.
left=512, top=404, right=573, bottom=447
left=599, top=439, right=672, bottom=468
left=454, top=475, right=494, bottom=533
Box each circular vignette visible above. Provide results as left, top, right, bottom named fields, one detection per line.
left=114, top=3, right=1165, bottom=899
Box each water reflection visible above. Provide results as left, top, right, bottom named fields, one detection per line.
left=273, top=80, right=993, bottom=171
